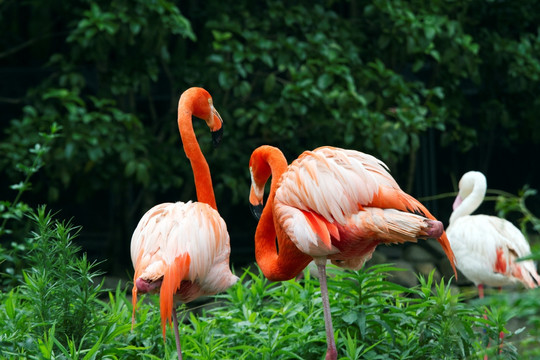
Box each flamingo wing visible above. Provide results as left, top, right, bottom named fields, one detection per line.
left=448, top=214, right=540, bottom=288
left=274, top=146, right=447, bottom=261
left=275, top=147, right=397, bottom=224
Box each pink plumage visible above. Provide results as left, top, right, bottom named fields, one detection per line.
left=249, top=145, right=456, bottom=360
left=131, top=88, right=238, bottom=360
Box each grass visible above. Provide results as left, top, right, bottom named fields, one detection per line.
left=0, top=206, right=531, bottom=359
left=0, top=133, right=538, bottom=359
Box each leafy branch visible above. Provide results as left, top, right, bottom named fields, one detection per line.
left=0, top=123, right=61, bottom=237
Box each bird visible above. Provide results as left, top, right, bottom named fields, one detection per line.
left=249, top=145, right=457, bottom=360
left=447, top=171, right=540, bottom=298
left=130, top=87, right=238, bottom=360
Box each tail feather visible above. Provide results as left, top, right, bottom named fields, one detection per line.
left=131, top=250, right=145, bottom=330
left=514, top=261, right=540, bottom=289
left=159, top=253, right=191, bottom=339
left=370, top=187, right=458, bottom=278
left=131, top=286, right=138, bottom=330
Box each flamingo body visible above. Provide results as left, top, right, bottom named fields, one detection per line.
left=131, top=88, right=237, bottom=359
left=131, top=201, right=236, bottom=320
left=249, top=145, right=456, bottom=359
left=447, top=171, right=539, bottom=290
left=273, top=146, right=449, bottom=268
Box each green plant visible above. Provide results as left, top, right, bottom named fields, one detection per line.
left=168, top=264, right=518, bottom=359
left=1, top=252, right=526, bottom=359
left=0, top=123, right=60, bottom=237
left=493, top=186, right=540, bottom=236
left=0, top=206, right=149, bottom=358
left=0, top=123, right=61, bottom=289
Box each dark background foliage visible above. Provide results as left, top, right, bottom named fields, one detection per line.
left=1, top=0, right=539, bottom=276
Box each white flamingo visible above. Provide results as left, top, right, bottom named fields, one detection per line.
left=447, top=171, right=539, bottom=298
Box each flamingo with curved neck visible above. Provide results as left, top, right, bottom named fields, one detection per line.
left=131, top=87, right=237, bottom=360
left=249, top=145, right=313, bottom=280
left=177, top=88, right=223, bottom=209
left=447, top=171, right=540, bottom=358
left=249, top=145, right=456, bottom=360
left=448, top=171, right=539, bottom=293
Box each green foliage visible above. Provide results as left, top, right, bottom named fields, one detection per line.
left=66, top=0, right=195, bottom=96
left=0, top=207, right=144, bottom=359
left=479, top=288, right=540, bottom=360
left=1, top=0, right=197, bottom=203
left=494, top=186, right=540, bottom=236
left=0, top=82, right=152, bottom=200
left=0, top=124, right=61, bottom=288
left=2, top=0, right=540, bottom=233
left=0, top=218, right=529, bottom=360
left=161, top=265, right=518, bottom=359
left=206, top=0, right=465, bottom=195
left=0, top=123, right=60, bottom=236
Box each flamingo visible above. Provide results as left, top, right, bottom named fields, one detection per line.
left=130, top=87, right=238, bottom=360
left=447, top=171, right=540, bottom=297
left=249, top=145, right=457, bottom=360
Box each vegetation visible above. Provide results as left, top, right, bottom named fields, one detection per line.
left=0, top=209, right=528, bottom=359
left=1, top=0, right=539, bottom=358
left=0, top=141, right=538, bottom=358
left=1, top=0, right=539, bottom=272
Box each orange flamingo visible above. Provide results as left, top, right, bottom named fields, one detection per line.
left=131, top=87, right=238, bottom=360
left=249, top=145, right=457, bottom=360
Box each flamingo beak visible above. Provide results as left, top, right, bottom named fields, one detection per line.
left=210, top=106, right=224, bottom=147
left=211, top=127, right=223, bottom=148
left=249, top=168, right=264, bottom=219
left=249, top=186, right=264, bottom=219
left=250, top=203, right=263, bottom=219
left=452, top=195, right=462, bottom=210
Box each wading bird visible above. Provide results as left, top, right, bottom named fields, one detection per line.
left=249, top=145, right=456, bottom=360
left=447, top=171, right=539, bottom=297
left=131, top=88, right=238, bottom=360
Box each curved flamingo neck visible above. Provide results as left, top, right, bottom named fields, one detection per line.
left=178, top=95, right=217, bottom=210
left=254, top=148, right=312, bottom=281
left=449, top=175, right=486, bottom=225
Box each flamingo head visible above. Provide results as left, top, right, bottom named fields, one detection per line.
left=248, top=149, right=273, bottom=219
left=186, top=87, right=224, bottom=147
left=248, top=146, right=289, bottom=220
left=453, top=171, right=486, bottom=210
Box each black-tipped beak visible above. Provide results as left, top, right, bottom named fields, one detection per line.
left=250, top=203, right=263, bottom=220
left=211, top=127, right=223, bottom=148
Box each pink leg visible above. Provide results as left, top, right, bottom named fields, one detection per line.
left=478, top=284, right=489, bottom=360
left=497, top=287, right=504, bottom=354
left=478, top=284, right=485, bottom=300
left=172, top=308, right=183, bottom=360
left=314, top=257, right=337, bottom=360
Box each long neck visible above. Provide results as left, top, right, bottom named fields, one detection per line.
left=449, top=180, right=485, bottom=225
left=177, top=99, right=217, bottom=210
left=255, top=151, right=312, bottom=281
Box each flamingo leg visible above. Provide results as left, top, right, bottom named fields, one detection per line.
left=478, top=283, right=485, bottom=300
left=497, top=287, right=504, bottom=354
left=314, top=257, right=337, bottom=360
left=478, top=284, right=489, bottom=360
left=172, top=307, right=183, bottom=360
